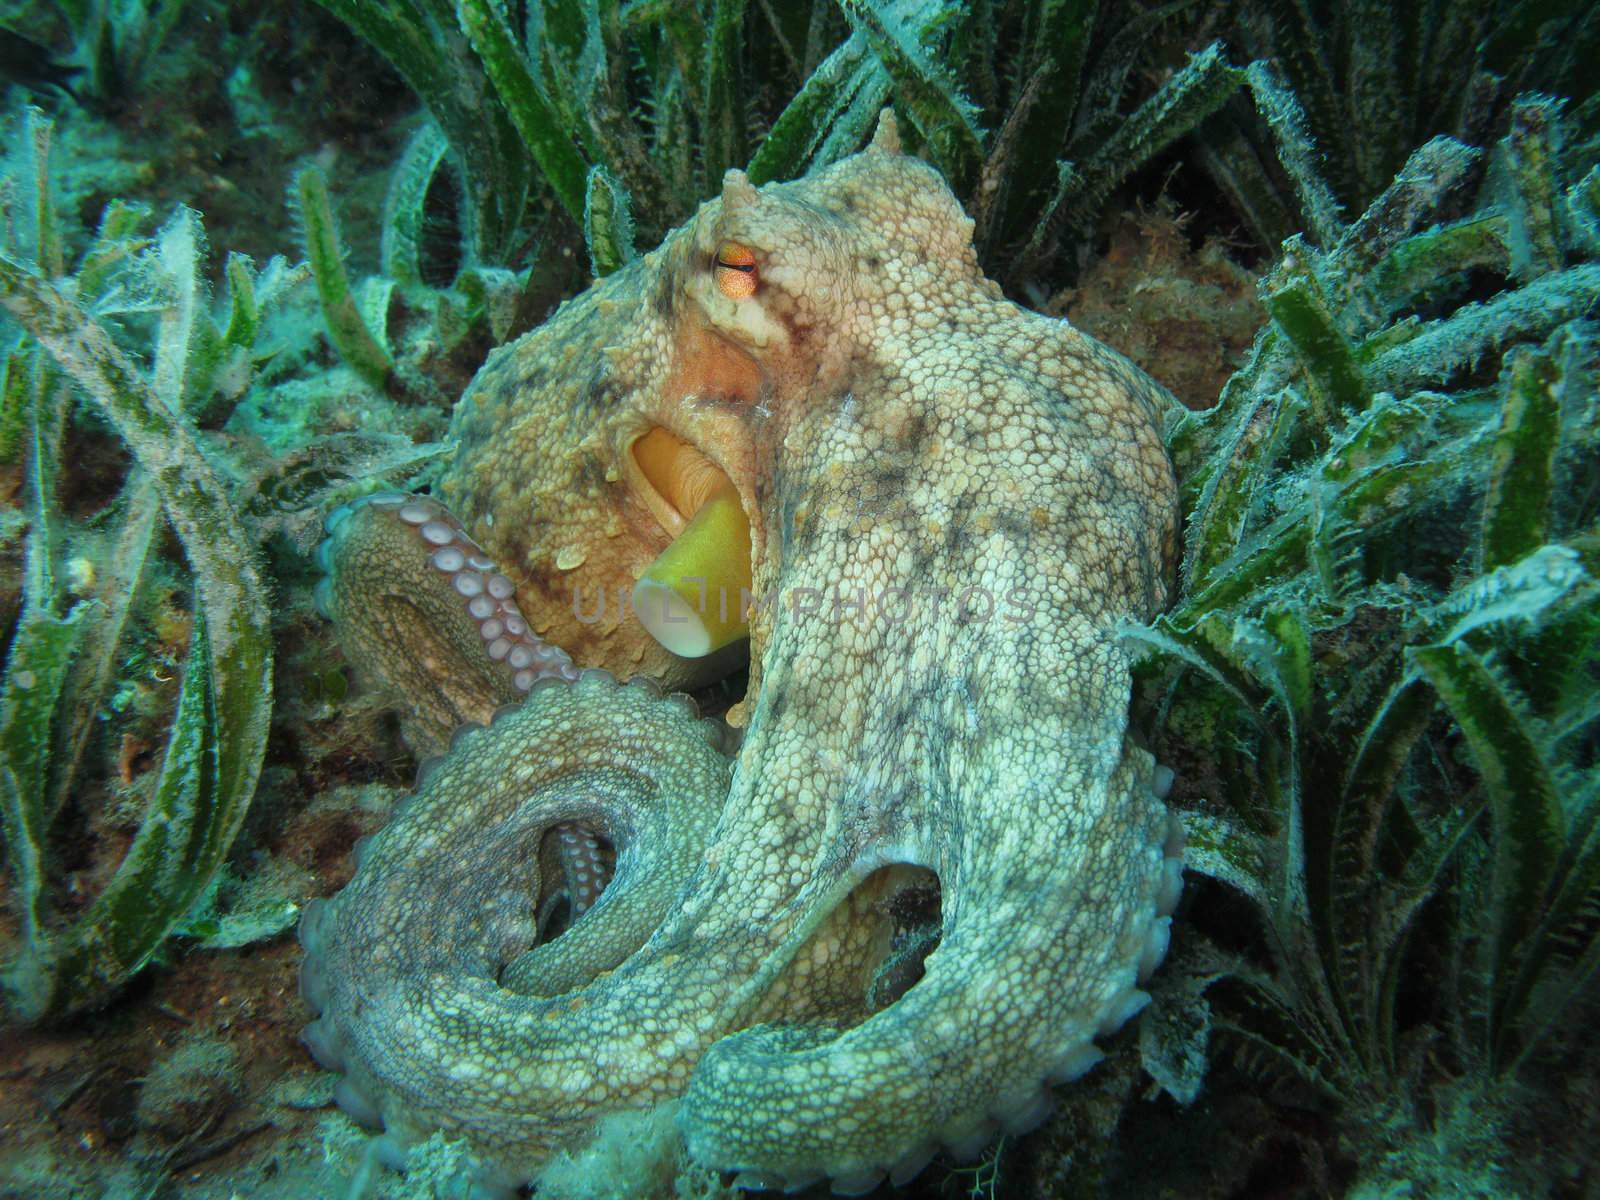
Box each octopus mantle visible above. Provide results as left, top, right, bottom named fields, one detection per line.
left=301, top=116, right=1184, bottom=1197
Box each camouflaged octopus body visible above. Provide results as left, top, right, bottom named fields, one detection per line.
left=304, top=118, right=1184, bottom=1195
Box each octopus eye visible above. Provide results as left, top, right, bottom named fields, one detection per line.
left=714, top=242, right=758, bottom=299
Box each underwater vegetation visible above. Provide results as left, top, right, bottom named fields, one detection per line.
left=1205, top=1, right=1598, bottom=247
left=0, top=0, right=1592, bottom=1196
left=0, top=108, right=274, bottom=1022
left=0, top=0, right=191, bottom=107
left=308, top=0, right=1251, bottom=289
left=0, top=27, right=81, bottom=102
left=1135, top=92, right=1600, bottom=1195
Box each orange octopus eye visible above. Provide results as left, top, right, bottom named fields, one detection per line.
left=714, top=242, right=758, bottom=299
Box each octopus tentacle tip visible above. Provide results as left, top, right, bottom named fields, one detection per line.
left=302, top=1017, right=344, bottom=1073
left=1152, top=762, right=1176, bottom=798
left=314, top=535, right=336, bottom=574
left=302, top=1017, right=343, bottom=1071
left=1046, top=1042, right=1105, bottom=1085
left=697, top=717, right=732, bottom=754
left=300, top=947, right=332, bottom=1011
left=373, top=1135, right=411, bottom=1172
left=334, top=1077, right=384, bottom=1130
left=731, top=1170, right=793, bottom=1193
left=413, top=754, right=444, bottom=789
left=1157, top=856, right=1185, bottom=917
left=488, top=702, right=522, bottom=726
left=887, top=1141, right=938, bottom=1187
left=993, top=1086, right=1056, bottom=1136
left=665, top=689, right=699, bottom=718
left=446, top=720, right=486, bottom=753
left=1163, top=810, right=1186, bottom=857
left=297, top=897, right=330, bottom=953
left=1138, top=914, right=1175, bottom=984
left=311, top=575, right=335, bottom=619
left=576, top=666, right=617, bottom=689
left=829, top=1168, right=886, bottom=1196
left=1097, top=987, right=1153, bottom=1038
left=322, top=500, right=357, bottom=535
left=715, top=720, right=745, bottom=756
left=941, top=1117, right=1000, bottom=1163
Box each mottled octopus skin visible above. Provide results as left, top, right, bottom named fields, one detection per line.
left=308, top=117, right=1183, bottom=1193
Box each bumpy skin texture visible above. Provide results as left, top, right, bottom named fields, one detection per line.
left=307, top=119, right=1183, bottom=1193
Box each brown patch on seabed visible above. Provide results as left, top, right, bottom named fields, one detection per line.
left=0, top=940, right=324, bottom=1194
left=1050, top=196, right=1264, bottom=413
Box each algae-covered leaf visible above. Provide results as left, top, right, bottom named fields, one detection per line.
left=1333, top=137, right=1484, bottom=289
left=1121, top=612, right=1266, bottom=711
left=0, top=358, right=78, bottom=838
left=1423, top=543, right=1588, bottom=647
left=1235, top=606, right=1313, bottom=728
left=456, top=0, right=588, bottom=223
left=747, top=32, right=877, bottom=185
left=1181, top=811, right=1272, bottom=908
left=50, top=478, right=161, bottom=830
left=0, top=109, right=64, bottom=277
left=700, top=0, right=749, bottom=182
left=221, top=251, right=260, bottom=352
left=809, top=64, right=896, bottom=179
left=1229, top=608, right=1314, bottom=941
left=382, top=121, right=452, bottom=289
left=76, top=198, right=152, bottom=306
left=295, top=167, right=394, bottom=392
left=1481, top=346, right=1562, bottom=572
left=1505, top=761, right=1600, bottom=1071
left=1033, top=42, right=1242, bottom=248
left=1173, top=511, right=1313, bottom=624
left=0, top=254, right=273, bottom=1019
left=1502, top=97, right=1565, bottom=283
left=0, top=606, right=85, bottom=958
left=1238, top=60, right=1344, bottom=249
left=1360, top=212, right=1509, bottom=316
left=0, top=350, right=30, bottom=465
left=840, top=0, right=984, bottom=185
left=1333, top=676, right=1436, bottom=899
left=583, top=164, right=636, bottom=278
left=1262, top=242, right=1368, bottom=420
left=312, top=0, right=532, bottom=260
left=357, top=276, right=396, bottom=357
left=1408, top=641, right=1564, bottom=1066
left=1326, top=671, right=1438, bottom=1061
left=1366, top=262, right=1600, bottom=394
left=1184, top=385, right=1305, bottom=596
left=238, top=432, right=450, bottom=535
left=150, top=206, right=208, bottom=412
left=44, top=600, right=217, bottom=1009
left=0, top=339, right=96, bottom=1010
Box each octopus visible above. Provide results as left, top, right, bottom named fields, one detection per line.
left=300, top=113, right=1184, bottom=1197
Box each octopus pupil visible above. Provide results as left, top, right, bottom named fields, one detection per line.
left=718, top=259, right=755, bottom=274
